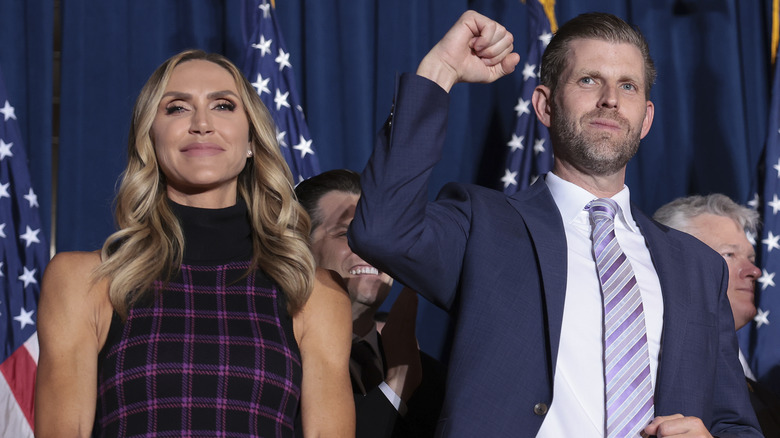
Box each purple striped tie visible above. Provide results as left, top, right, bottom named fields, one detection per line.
left=588, top=198, right=654, bottom=438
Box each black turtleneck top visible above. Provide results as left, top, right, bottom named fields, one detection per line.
left=94, top=199, right=301, bottom=438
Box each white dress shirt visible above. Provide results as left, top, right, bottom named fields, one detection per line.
left=739, top=349, right=758, bottom=381
left=536, top=173, right=664, bottom=437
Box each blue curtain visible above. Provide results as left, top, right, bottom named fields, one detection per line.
left=1, top=0, right=773, bottom=360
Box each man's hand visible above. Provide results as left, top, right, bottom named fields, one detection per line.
left=416, top=10, right=520, bottom=92
left=381, top=287, right=423, bottom=403
left=642, top=414, right=713, bottom=438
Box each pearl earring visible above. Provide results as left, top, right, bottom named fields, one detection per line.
left=247, top=150, right=253, bottom=157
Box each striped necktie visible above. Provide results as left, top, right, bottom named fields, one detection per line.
left=588, top=198, right=654, bottom=437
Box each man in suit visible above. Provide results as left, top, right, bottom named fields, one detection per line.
left=295, top=169, right=445, bottom=437
left=348, top=10, right=761, bottom=437
left=655, top=193, right=780, bottom=435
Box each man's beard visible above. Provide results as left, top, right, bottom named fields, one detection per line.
left=551, top=106, right=643, bottom=176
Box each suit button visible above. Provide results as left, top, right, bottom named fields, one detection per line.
left=533, top=403, right=548, bottom=416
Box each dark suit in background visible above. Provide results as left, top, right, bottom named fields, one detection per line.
left=352, top=334, right=445, bottom=438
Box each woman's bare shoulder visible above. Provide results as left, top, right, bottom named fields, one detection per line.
left=40, top=250, right=111, bottom=333
left=292, top=268, right=350, bottom=343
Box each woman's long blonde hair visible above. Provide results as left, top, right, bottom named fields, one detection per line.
left=95, top=49, right=314, bottom=319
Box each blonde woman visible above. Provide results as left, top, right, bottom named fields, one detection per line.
left=35, top=50, right=354, bottom=437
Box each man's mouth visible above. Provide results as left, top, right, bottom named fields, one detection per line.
left=349, top=266, right=379, bottom=275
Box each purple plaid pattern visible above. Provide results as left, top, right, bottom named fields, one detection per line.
left=95, top=262, right=302, bottom=438
left=588, top=198, right=654, bottom=438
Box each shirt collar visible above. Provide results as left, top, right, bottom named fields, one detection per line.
left=544, top=172, right=639, bottom=233
left=353, top=327, right=381, bottom=358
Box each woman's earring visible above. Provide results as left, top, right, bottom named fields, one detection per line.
left=247, top=149, right=253, bottom=157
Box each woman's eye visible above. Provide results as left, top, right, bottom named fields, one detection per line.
left=165, top=105, right=186, bottom=115
left=215, top=101, right=236, bottom=111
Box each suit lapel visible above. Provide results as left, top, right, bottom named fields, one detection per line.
left=506, top=180, right=568, bottom=371
left=631, top=208, right=688, bottom=407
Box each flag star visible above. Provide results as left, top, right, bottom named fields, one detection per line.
left=19, top=226, right=41, bottom=247
left=296, top=104, right=304, bottom=114
left=758, top=269, right=776, bottom=290
left=507, top=134, right=524, bottom=152
left=538, top=31, right=552, bottom=48
left=514, top=98, right=531, bottom=117
left=0, top=139, right=12, bottom=160
left=275, top=48, right=291, bottom=71
left=0, top=261, right=4, bottom=277
left=530, top=174, right=540, bottom=185
left=13, top=307, right=34, bottom=329
left=501, top=169, right=518, bottom=188
left=754, top=308, right=770, bottom=328
left=276, top=128, right=288, bottom=147
left=0, top=223, right=5, bottom=238
left=0, top=100, right=16, bottom=121
left=251, top=35, right=273, bottom=57
left=274, top=89, right=290, bottom=110
left=769, top=193, right=780, bottom=214
left=533, top=138, right=546, bottom=155
left=259, top=2, right=271, bottom=18
left=0, top=181, right=9, bottom=199
left=774, top=157, right=780, bottom=177
left=293, top=136, right=314, bottom=158
left=251, top=74, right=271, bottom=95
left=18, top=266, right=37, bottom=288
left=748, top=192, right=760, bottom=209
left=521, top=63, right=537, bottom=81
left=24, top=187, right=39, bottom=208
left=764, top=231, right=780, bottom=252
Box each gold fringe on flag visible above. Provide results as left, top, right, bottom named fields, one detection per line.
left=773, top=0, right=779, bottom=65
left=520, top=0, right=558, bottom=33
left=271, top=0, right=275, bottom=9
left=538, top=0, right=558, bottom=33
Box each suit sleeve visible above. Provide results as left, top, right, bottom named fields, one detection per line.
left=348, top=73, right=472, bottom=311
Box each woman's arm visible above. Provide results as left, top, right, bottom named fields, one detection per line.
left=35, top=251, right=112, bottom=438
left=294, top=268, right=355, bottom=437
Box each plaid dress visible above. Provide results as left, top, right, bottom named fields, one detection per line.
left=94, top=201, right=302, bottom=437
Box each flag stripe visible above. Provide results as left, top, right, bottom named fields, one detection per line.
left=0, top=373, right=34, bottom=438
left=0, top=338, right=37, bottom=426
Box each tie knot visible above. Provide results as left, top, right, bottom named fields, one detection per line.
left=588, top=198, right=619, bottom=224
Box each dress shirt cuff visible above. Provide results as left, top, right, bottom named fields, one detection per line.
left=379, top=381, right=408, bottom=416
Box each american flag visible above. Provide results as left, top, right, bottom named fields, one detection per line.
left=749, top=54, right=780, bottom=392
left=0, top=65, right=47, bottom=437
left=242, top=0, right=321, bottom=183
left=501, top=0, right=555, bottom=195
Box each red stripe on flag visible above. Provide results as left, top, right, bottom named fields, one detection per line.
left=0, top=345, right=36, bottom=429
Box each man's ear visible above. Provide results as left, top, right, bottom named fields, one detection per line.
left=640, top=100, right=654, bottom=140
left=532, top=85, right=552, bottom=128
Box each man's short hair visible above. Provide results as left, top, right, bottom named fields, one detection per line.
left=540, top=12, right=657, bottom=99
left=294, top=169, right=362, bottom=232
left=653, top=194, right=760, bottom=235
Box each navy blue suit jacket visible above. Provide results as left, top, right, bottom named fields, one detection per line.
left=348, top=74, right=762, bottom=437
